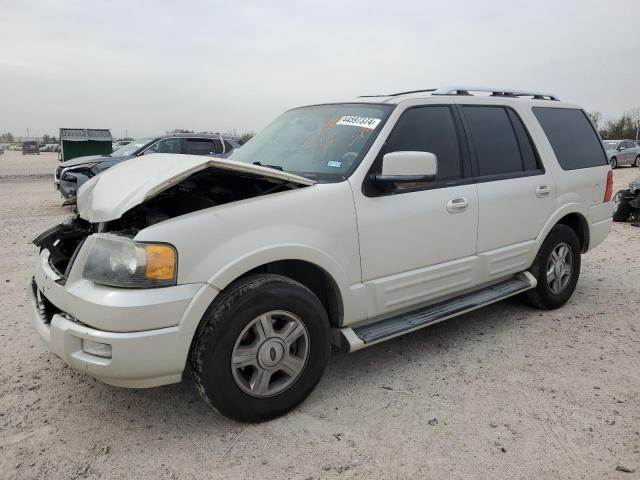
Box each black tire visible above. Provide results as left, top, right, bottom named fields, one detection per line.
left=523, top=224, right=581, bottom=310
left=190, top=274, right=331, bottom=422
left=610, top=157, right=617, bottom=169
left=634, top=156, right=639, bottom=167
left=612, top=190, right=633, bottom=222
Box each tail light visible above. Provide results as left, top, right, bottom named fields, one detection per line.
left=603, top=170, right=613, bottom=202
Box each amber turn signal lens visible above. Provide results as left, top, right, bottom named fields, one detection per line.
left=144, top=244, right=176, bottom=280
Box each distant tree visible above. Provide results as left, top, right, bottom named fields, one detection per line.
left=599, top=107, right=640, bottom=140
left=42, top=134, right=52, bottom=144
left=0, top=132, right=14, bottom=142
left=239, top=131, right=255, bottom=145
left=167, top=128, right=194, bottom=134
left=588, top=111, right=602, bottom=130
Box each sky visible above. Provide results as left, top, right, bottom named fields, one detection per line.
left=1, top=0, right=639, bottom=139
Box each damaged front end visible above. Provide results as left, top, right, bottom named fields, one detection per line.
left=35, top=157, right=314, bottom=282
left=33, top=216, right=94, bottom=282
left=102, top=168, right=302, bottom=234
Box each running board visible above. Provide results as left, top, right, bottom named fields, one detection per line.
left=338, top=272, right=536, bottom=352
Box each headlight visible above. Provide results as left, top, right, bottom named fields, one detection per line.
left=83, top=234, right=177, bottom=288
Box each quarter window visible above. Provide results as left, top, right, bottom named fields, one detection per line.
left=533, top=107, right=607, bottom=170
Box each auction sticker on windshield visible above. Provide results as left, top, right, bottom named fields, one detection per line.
left=336, top=116, right=381, bottom=130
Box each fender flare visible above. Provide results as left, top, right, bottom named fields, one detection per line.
left=535, top=203, right=589, bottom=253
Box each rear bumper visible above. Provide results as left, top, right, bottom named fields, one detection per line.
left=588, top=202, right=614, bottom=251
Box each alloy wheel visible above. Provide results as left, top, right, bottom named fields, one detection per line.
left=231, top=310, right=309, bottom=397
left=546, top=242, right=573, bottom=295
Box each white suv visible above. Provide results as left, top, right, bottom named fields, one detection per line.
left=29, top=87, right=614, bottom=421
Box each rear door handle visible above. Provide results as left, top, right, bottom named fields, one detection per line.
left=535, top=185, right=551, bottom=197
left=446, top=196, right=468, bottom=213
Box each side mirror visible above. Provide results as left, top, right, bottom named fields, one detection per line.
left=618, top=145, right=625, bottom=151
left=375, top=151, right=437, bottom=183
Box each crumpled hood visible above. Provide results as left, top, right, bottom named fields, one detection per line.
left=76, top=153, right=315, bottom=223
left=59, top=154, right=119, bottom=168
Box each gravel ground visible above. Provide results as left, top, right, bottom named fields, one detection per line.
left=0, top=151, right=639, bottom=480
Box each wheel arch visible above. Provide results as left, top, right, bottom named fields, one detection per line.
left=536, top=205, right=590, bottom=255
left=205, top=246, right=356, bottom=327
left=556, top=212, right=590, bottom=253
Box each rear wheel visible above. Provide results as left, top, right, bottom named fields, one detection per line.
left=610, top=157, right=618, bottom=169
left=190, top=274, right=331, bottom=422
left=523, top=225, right=581, bottom=310
left=612, top=190, right=633, bottom=222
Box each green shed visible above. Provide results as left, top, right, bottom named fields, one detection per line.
left=59, top=128, right=113, bottom=162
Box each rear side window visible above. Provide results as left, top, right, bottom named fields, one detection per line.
left=462, top=106, right=539, bottom=176
left=185, top=139, right=222, bottom=155
left=533, top=107, right=607, bottom=170
left=384, top=106, right=462, bottom=180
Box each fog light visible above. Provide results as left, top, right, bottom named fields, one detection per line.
left=81, top=339, right=112, bottom=358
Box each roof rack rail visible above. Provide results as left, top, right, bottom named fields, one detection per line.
left=432, top=86, right=559, bottom=101
left=359, top=88, right=437, bottom=98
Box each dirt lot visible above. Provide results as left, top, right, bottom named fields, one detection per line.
left=0, top=151, right=638, bottom=480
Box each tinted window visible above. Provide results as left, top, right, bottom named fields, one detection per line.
left=147, top=137, right=181, bottom=154
left=506, top=109, right=540, bottom=171
left=462, top=106, right=523, bottom=176
left=223, top=140, right=235, bottom=153
left=185, top=139, right=221, bottom=155
left=384, top=106, right=462, bottom=180
left=533, top=107, right=607, bottom=170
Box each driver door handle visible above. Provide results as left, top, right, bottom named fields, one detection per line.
left=447, top=196, right=468, bottom=213
left=536, top=185, right=551, bottom=197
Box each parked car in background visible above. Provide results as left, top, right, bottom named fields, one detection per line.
left=31, top=87, right=613, bottom=422
left=612, top=174, right=640, bottom=223
left=39, top=144, right=60, bottom=152
left=54, top=133, right=240, bottom=202
left=603, top=139, right=639, bottom=168
left=22, top=141, right=40, bottom=155
left=112, top=140, right=132, bottom=151
left=0, top=146, right=4, bottom=155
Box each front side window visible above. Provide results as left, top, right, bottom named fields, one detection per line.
left=462, top=106, right=526, bottom=176
left=147, top=137, right=182, bottom=154
left=111, top=138, right=152, bottom=157
left=383, top=106, right=463, bottom=181
left=228, top=103, right=393, bottom=181
left=533, top=107, right=607, bottom=170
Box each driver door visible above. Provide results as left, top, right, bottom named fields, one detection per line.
left=353, top=105, right=479, bottom=318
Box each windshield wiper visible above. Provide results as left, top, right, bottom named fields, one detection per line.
left=253, top=161, right=283, bottom=171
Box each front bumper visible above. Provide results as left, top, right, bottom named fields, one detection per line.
left=29, top=238, right=218, bottom=388
left=28, top=279, right=184, bottom=387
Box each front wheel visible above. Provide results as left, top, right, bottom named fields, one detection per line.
left=523, top=224, right=581, bottom=310
left=190, top=274, right=331, bottom=422
left=610, top=157, right=618, bottom=169
left=634, top=155, right=639, bottom=167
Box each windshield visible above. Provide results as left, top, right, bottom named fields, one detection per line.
left=603, top=141, right=618, bottom=150
left=228, top=104, right=393, bottom=181
left=110, top=138, right=153, bottom=157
